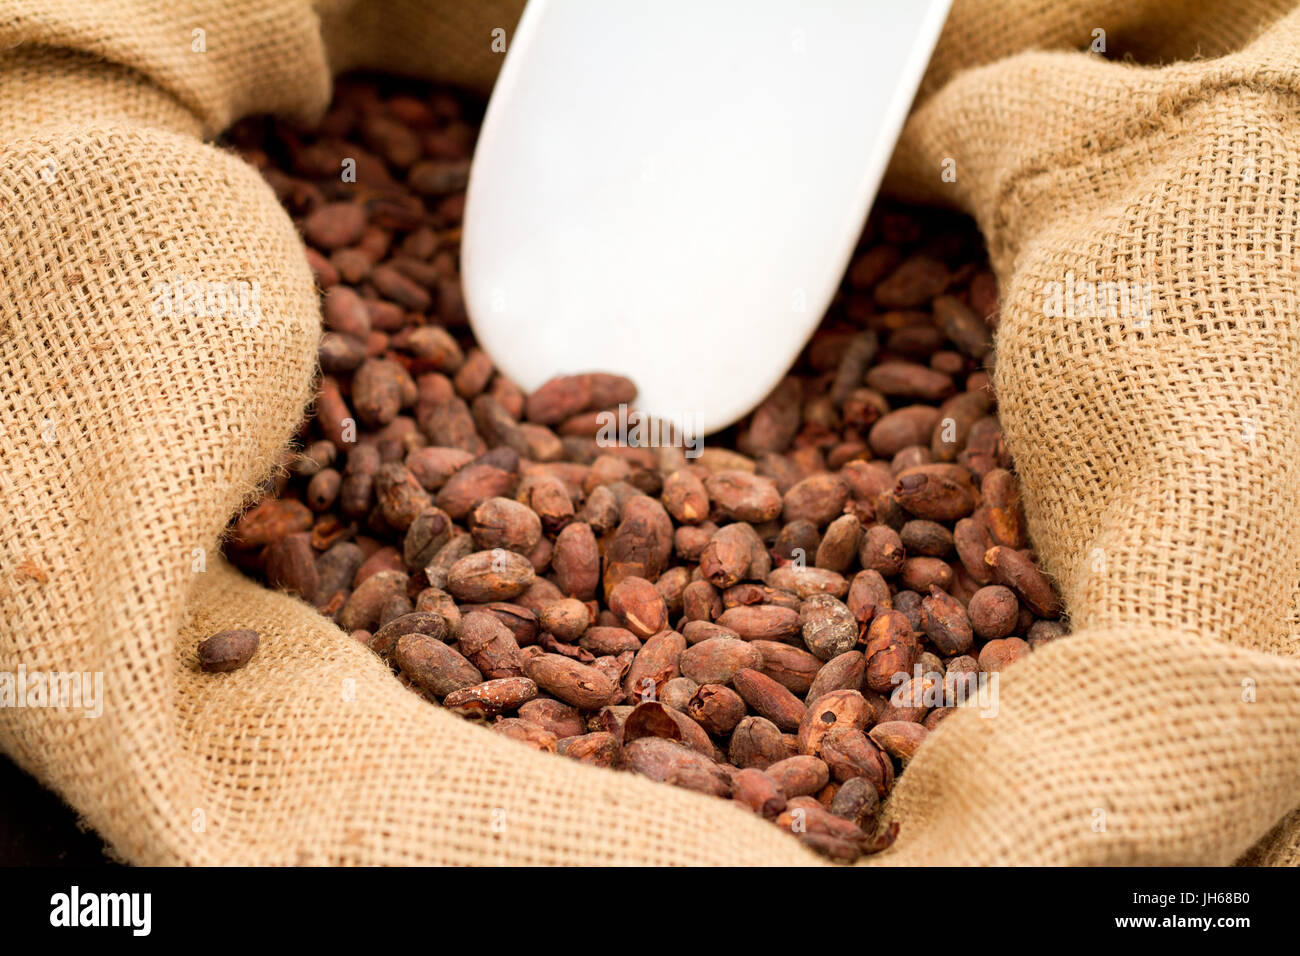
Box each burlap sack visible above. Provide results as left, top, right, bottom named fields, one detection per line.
left=1, top=0, right=1297, bottom=866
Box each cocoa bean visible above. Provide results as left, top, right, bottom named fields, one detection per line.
left=819, top=727, right=893, bottom=790
left=687, top=684, right=747, bottom=736
left=865, top=361, right=955, bottom=403
left=517, top=698, right=584, bottom=738
left=863, top=609, right=919, bottom=694
left=623, top=629, right=686, bottom=702
left=494, top=718, right=558, bottom=752
left=741, top=377, right=802, bottom=456
left=932, top=294, right=992, bottom=359
left=457, top=610, right=524, bottom=679
left=869, top=720, right=930, bottom=763
left=703, top=470, right=782, bottom=523
left=699, top=523, right=753, bottom=589
left=395, top=634, right=481, bottom=697
left=446, top=549, right=535, bottom=602
left=608, top=576, right=668, bottom=639
left=715, top=605, right=801, bottom=642
left=978, top=636, right=1031, bottom=673
left=868, top=406, right=942, bottom=458
left=338, top=570, right=409, bottom=632
left=230, top=497, right=313, bottom=549
left=765, top=755, right=830, bottom=798
left=814, top=515, right=861, bottom=573
left=767, top=566, right=848, bottom=600
left=661, top=469, right=710, bottom=524
left=829, top=776, right=880, bottom=829
left=469, top=495, right=542, bottom=555
left=968, top=584, right=1020, bottom=640
left=797, top=690, right=874, bottom=757
left=302, top=201, right=366, bottom=249
left=732, top=668, right=807, bottom=732
left=984, top=546, right=1061, bottom=617
left=557, top=732, right=620, bottom=767
left=804, top=651, right=867, bottom=703
left=894, top=464, right=977, bottom=521
left=799, top=593, right=859, bottom=661
left=369, top=610, right=450, bottom=660
left=920, top=586, right=974, bottom=655
left=782, top=474, right=849, bottom=527
left=263, top=532, right=319, bottom=598
left=731, top=767, right=787, bottom=819
left=622, top=738, right=730, bottom=797
left=750, top=640, right=822, bottom=696
left=859, top=524, right=905, bottom=577
left=728, top=715, right=792, bottom=769
left=524, top=654, right=616, bottom=709
left=900, top=519, right=954, bottom=557
left=552, top=521, right=600, bottom=600
left=443, top=677, right=537, bottom=717
left=679, top=637, right=762, bottom=686
left=579, top=625, right=642, bottom=656
left=197, top=629, right=259, bottom=673
left=659, top=677, right=700, bottom=712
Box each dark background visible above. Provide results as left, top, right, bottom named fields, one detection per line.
left=0, top=755, right=114, bottom=866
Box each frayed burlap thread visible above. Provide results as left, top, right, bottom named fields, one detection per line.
left=1, top=0, right=1298, bottom=865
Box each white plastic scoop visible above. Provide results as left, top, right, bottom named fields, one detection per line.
left=462, top=0, right=952, bottom=436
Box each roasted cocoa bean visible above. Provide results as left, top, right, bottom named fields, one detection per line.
left=197, top=629, right=259, bottom=673
left=732, top=668, right=808, bottom=732
left=679, top=637, right=762, bottom=686
left=443, top=677, right=538, bottom=717
left=394, top=633, right=481, bottom=697
left=524, top=654, right=616, bottom=709
left=765, top=755, right=830, bottom=798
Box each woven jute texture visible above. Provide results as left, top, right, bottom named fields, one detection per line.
left=1, top=0, right=1298, bottom=865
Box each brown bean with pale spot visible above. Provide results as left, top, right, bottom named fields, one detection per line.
left=443, top=677, right=538, bottom=718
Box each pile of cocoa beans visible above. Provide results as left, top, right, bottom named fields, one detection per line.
left=222, top=74, right=1066, bottom=862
